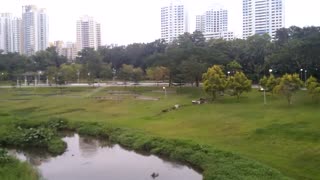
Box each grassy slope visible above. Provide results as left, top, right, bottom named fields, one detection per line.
left=0, top=87, right=319, bottom=179
left=0, top=159, right=38, bottom=180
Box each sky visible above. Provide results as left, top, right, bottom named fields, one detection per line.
left=0, top=0, right=319, bottom=45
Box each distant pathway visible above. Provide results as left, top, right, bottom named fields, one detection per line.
left=83, top=86, right=107, bottom=98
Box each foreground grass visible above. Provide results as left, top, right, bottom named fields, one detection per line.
left=0, top=86, right=319, bottom=179
left=0, top=157, right=38, bottom=180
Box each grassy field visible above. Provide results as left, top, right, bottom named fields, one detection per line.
left=0, top=86, right=319, bottom=179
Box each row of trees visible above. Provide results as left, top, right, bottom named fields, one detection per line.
left=203, top=64, right=320, bottom=105
left=0, top=26, right=320, bottom=85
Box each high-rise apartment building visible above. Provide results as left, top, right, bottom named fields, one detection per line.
left=243, top=0, right=285, bottom=39
left=76, top=15, right=101, bottom=51
left=0, top=13, right=21, bottom=54
left=0, top=13, right=13, bottom=53
left=12, top=17, right=22, bottom=53
left=196, top=6, right=234, bottom=40
left=161, top=0, right=188, bottom=43
left=22, top=5, right=49, bottom=55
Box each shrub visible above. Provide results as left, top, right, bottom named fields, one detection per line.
left=0, top=148, right=10, bottom=163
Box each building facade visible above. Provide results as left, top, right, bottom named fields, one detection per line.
left=161, top=0, right=188, bottom=43
left=196, top=6, right=234, bottom=40
left=76, top=15, right=101, bottom=51
left=12, top=17, right=22, bottom=53
left=22, top=5, right=49, bottom=55
left=0, top=13, right=21, bottom=54
left=243, top=0, right=285, bottom=39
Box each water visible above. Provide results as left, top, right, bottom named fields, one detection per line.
left=9, top=134, right=202, bottom=180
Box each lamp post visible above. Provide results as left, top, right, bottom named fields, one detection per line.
left=304, top=69, right=307, bottom=86
left=77, top=70, right=80, bottom=84
left=300, top=69, right=303, bottom=80
left=269, top=69, right=273, bottom=75
left=112, top=68, right=116, bottom=84
left=163, top=86, right=167, bottom=98
left=24, top=75, right=27, bottom=86
left=88, top=72, right=91, bottom=85
left=227, top=71, right=230, bottom=77
left=38, top=71, right=42, bottom=86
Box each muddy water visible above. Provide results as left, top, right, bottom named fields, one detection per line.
left=10, top=134, right=202, bottom=180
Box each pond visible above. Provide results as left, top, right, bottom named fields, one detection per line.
left=9, top=133, right=202, bottom=180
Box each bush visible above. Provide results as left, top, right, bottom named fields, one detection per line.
left=0, top=148, right=10, bottom=163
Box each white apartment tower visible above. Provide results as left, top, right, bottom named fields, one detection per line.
left=0, top=13, right=13, bottom=53
left=12, top=17, right=22, bottom=53
left=243, top=0, right=285, bottom=39
left=196, top=6, right=234, bottom=40
left=161, top=0, right=189, bottom=43
left=0, top=13, right=21, bottom=54
left=76, top=15, right=101, bottom=51
left=22, top=5, right=49, bottom=55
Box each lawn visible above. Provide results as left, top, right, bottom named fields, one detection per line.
left=0, top=86, right=319, bottom=179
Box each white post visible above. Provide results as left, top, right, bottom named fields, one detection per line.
left=163, top=87, right=167, bottom=98
left=24, top=76, right=27, bottom=86
left=264, top=89, right=267, bottom=105
left=46, top=76, right=49, bottom=86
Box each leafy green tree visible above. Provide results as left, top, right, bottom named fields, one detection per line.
left=259, top=76, right=268, bottom=90
left=132, top=67, right=143, bottom=83
left=180, top=57, right=207, bottom=87
left=227, top=60, right=242, bottom=73
left=118, top=64, right=134, bottom=84
left=202, top=65, right=227, bottom=101
left=266, top=74, right=278, bottom=94
left=227, top=72, right=252, bottom=100
left=146, top=66, right=169, bottom=82
left=306, top=76, right=320, bottom=102
left=274, top=74, right=303, bottom=105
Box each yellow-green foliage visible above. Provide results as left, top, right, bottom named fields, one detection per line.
left=274, top=74, right=303, bottom=104
left=227, top=71, right=252, bottom=99
left=306, top=76, right=320, bottom=101
left=202, top=65, right=227, bottom=100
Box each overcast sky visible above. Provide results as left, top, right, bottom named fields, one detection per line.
left=1, top=0, right=319, bottom=45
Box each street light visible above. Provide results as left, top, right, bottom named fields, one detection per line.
left=269, top=69, right=273, bottom=74
left=304, top=70, right=307, bottom=86
left=300, top=69, right=303, bottom=80
left=38, top=71, right=42, bottom=85
left=227, top=71, right=230, bottom=77
left=163, top=86, right=167, bottom=98
left=112, top=68, right=116, bottom=84
left=88, top=72, right=91, bottom=85
left=77, top=70, right=80, bottom=84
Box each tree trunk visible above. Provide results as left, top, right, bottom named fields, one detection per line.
left=195, top=77, right=199, bottom=87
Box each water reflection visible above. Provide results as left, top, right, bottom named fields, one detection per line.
left=10, top=134, right=202, bottom=180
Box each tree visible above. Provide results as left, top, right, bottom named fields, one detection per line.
left=259, top=76, right=268, bottom=90
left=266, top=74, right=278, bottom=94
left=132, top=67, right=143, bottom=83
left=274, top=74, right=303, bottom=105
left=118, top=64, right=134, bottom=84
left=180, top=57, right=206, bottom=87
left=306, top=76, right=320, bottom=102
left=146, top=66, right=169, bottom=83
left=227, top=60, right=242, bottom=73
left=227, top=71, right=252, bottom=100
left=202, top=65, right=227, bottom=101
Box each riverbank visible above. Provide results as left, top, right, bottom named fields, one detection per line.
left=0, top=148, right=38, bottom=180
left=0, top=86, right=319, bottom=179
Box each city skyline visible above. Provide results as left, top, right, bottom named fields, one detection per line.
left=0, top=0, right=319, bottom=45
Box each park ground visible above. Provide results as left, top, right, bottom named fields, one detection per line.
left=0, top=86, right=319, bottom=179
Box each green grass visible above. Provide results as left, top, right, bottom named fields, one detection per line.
left=0, top=86, right=319, bottom=179
left=0, top=159, right=38, bottom=180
